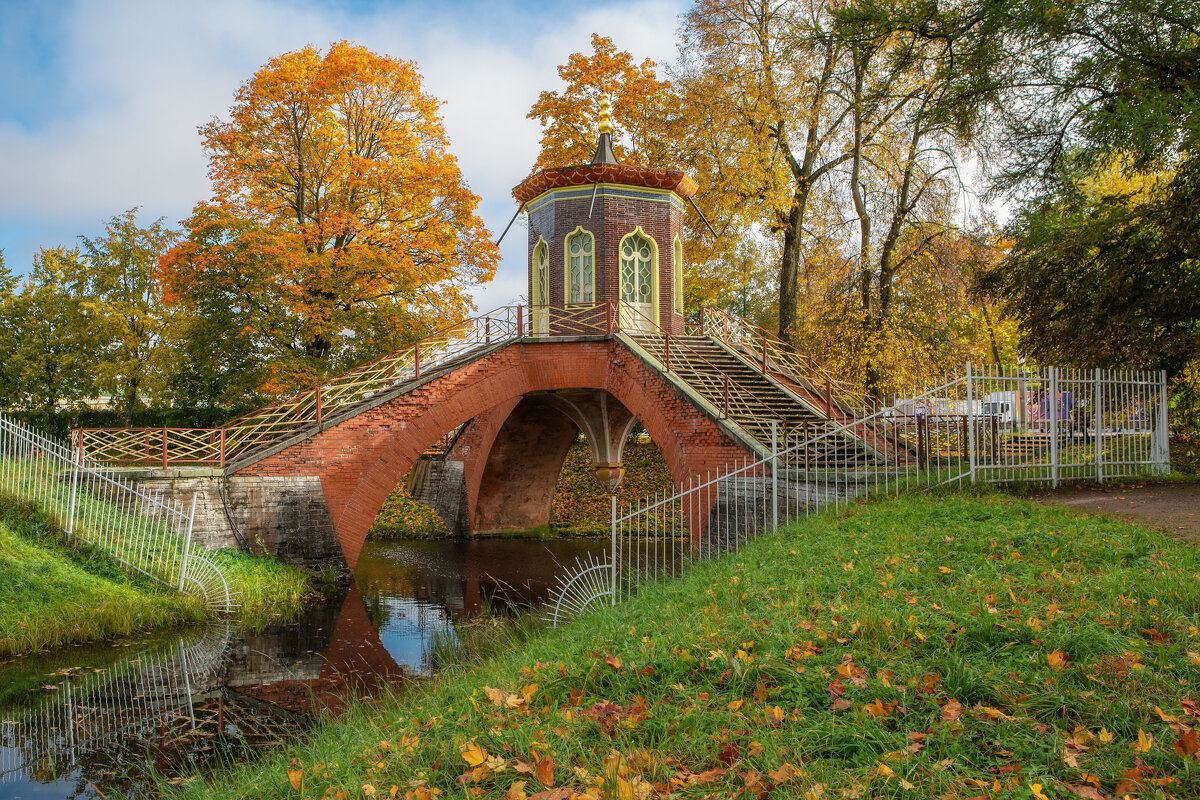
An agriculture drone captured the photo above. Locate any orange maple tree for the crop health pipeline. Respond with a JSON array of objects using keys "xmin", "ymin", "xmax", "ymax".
[
  {"xmin": 160, "ymin": 41, "xmax": 496, "ymax": 392},
  {"xmin": 527, "ymin": 34, "xmax": 679, "ymax": 171}
]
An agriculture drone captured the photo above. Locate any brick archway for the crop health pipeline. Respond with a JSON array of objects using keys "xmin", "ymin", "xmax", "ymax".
[{"xmin": 239, "ymin": 339, "xmax": 751, "ymax": 570}]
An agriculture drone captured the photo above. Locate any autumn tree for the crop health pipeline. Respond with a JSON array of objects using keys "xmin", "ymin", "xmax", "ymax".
[
  {"xmin": 160, "ymin": 41, "xmax": 498, "ymax": 392},
  {"xmin": 527, "ymin": 34, "xmax": 679, "ymax": 170},
  {"xmin": 76, "ymin": 209, "xmax": 178, "ymax": 426},
  {"xmin": 675, "ymin": 0, "xmax": 863, "ymax": 346}
]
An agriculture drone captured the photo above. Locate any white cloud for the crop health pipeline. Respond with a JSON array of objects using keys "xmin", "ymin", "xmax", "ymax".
[{"xmin": 0, "ymin": 0, "xmax": 688, "ymax": 308}]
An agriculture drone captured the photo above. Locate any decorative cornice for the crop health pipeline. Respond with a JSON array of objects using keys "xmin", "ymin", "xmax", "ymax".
[{"xmin": 514, "ymin": 163, "xmax": 699, "ymax": 203}]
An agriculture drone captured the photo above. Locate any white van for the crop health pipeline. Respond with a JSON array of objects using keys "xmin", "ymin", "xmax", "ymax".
[{"xmin": 981, "ymin": 391, "xmax": 1018, "ymax": 424}]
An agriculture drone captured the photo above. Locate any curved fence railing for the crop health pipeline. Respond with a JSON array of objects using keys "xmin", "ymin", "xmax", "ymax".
[
  {"xmin": 0, "ymin": 411, "xmax": 238, "ymax": 612},
  {"xmin": 547, "ymin": 363, "xmax": 1170, "ymax": 620}
]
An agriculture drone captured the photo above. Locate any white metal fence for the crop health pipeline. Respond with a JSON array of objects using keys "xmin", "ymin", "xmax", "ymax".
[
  {"xmin": 601, "ymin": 363, "xmax": 1170, "ymax": 607},
  {"xmin": 0, "ymin": 410, "xmax": 237, "ymax": 612}
]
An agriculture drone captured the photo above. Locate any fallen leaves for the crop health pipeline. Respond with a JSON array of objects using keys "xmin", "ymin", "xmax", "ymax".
[
  {"xmin": 483, "ymin": 684, "xmax": 538, "ymax": 710},
  {"xmin": 460, "ymin": 742, "xmax": 488, "ymax": 767}
]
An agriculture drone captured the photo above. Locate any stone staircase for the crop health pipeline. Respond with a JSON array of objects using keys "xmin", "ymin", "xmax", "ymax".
[{"xmin": 629, "ymin": 334, "xmax": 882, "ymax": 467}]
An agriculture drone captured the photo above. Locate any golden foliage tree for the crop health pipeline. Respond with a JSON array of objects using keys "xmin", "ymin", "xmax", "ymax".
[
  {"xmin": 161, "ymin": 41, "xmax": 497, "ymax": 392},
  {"xmin": 527, "ymin": 34, "xmax": 679, "ymax": 170}
]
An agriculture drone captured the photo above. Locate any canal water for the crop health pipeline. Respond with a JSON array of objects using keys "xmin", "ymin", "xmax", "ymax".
[{"xmin": 0, "ymin": 537, "xmax": 607, "ymax": 799}]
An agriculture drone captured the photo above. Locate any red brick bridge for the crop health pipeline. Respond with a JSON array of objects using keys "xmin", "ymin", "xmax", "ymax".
[{"xmin": 76, "ymin": 112, "xmax": 867, "ymax": 571}]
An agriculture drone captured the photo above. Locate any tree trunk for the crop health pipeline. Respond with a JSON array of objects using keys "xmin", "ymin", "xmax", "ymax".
[{"xmin": 777, "ymin": 192, "xmax": 807, "ymax": 347}]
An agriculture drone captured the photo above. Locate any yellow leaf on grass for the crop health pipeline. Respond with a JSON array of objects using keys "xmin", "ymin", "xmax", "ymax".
[
  {"xmin": 875, "ymin": 763, "xmax": 895, "ymax": 778},
  {"xmin": 1098, "ymin": 727, "xmax": 1114, "ymax": 744},
  {"xmin": 1029, "ymin": 783, "xmax": 1050, "ymax": 800},
  {"xmin": 1155, "ymin": 705, "xmax": 1178, "ymax": 723},
  {"xmin": 1135, "ymin": 729, "xmax": 1153, "ymax": 752},
  {"xmin": 286, "ymin": 768, "xmax": 302, "ymax": 791},
  {"xmin": 1047, "ymin": 651, "xmax": 1068, "ymax": 670},
  {"xmin": 938, "ymin": 566, "xmax": 954, "ymax": 574},
  {"xmin": 461, "ymin": 742, "xmax": 488, "ymax": 767}
]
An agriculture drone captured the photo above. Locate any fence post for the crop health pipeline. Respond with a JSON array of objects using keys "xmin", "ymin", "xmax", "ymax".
[
  {"xmin": 1094, "ymin": 368, "xmax": 1103, "ymax": 483},
  {"xmin": 1049, "ymin": 366, "xmax": 1059, "ymax": 487},
  {"xmin": 517, "ymin": 305, "xmax": 524, "ymax": 338},
  {"xmin": 966, "ymin": 362, "xmax": 977, "ymax": 484},
  {"xmin": 664, "ymin": 334, "xmax": 671, "ymax": 373},
  {"xmin": 610, "ymin": 495, "xmax": 618, "ymax": 606},
  {"xmin": 315, "ymin": 386, "xmax": 323, "ymax": 427},
  {"xmin": 179, "ymin": 493, "xmax": 198, "ymax": 592},
  {"xmin": 761, "ymin": 338, "xmax": 768, "ymax": 373},
  {"xmin": 66, "ymin": 441, "xmax": 81, "ymax": 538},
  {"xmin": 770, "ymin": 419, "xmax": 778, "ymax": 530},
  {"xmin": 1157, "ymin": 369, "xmax": 1171, "ymax": 474},
  {"xmin": 414, "ymin": 343, "xmax": 421, "ymax": 379},
  {"xmin": 162, "ymin": 428, "xmax": 169, "ymax": 470},
  {"xmin": 219, "ymin": 428, "xmax": 226, "ymax": 470}
]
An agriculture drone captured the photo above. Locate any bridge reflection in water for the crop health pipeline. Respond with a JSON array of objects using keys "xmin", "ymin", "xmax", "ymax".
[{"xmin": 0, "ymin": 536, "xmax": 605, "ymax": 798}]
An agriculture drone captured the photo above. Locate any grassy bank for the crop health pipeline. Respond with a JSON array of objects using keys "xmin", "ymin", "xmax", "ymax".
[
  {"xmin": 0, "ymin": 495, "xmax": 311, "ymax": 655},
  {"xmin": 0, "ymin": 498, "xmax": 207, "ymax": 656},
  {"xmin": 172, "ymin": 490, "xmax": 1200, "ymax": 799}
]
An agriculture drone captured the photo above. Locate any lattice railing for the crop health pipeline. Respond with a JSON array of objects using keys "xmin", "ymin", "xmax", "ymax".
[
  {"xmin": 0, "ymin": 412, "xmax": 237, "ymax": 611},
  {"xmin": 75, "ymin": 302, "xmax": 866, "ymax": 470}
]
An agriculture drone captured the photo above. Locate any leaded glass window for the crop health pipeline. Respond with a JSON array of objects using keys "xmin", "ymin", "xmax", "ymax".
[
  {"xmin": 619, "ymin": 232, "xmax": 654, "ymax": 303},
  {"xmin": 567, "ymin": 230, "xmax": 594, "ymax": 303},
  {"xmin": 534, "ymin": 242, "xmax": 549, "ymax": 305},
  {"xmin": 673, "ymin": 236, "xmax": 684, "ymax": 311}
]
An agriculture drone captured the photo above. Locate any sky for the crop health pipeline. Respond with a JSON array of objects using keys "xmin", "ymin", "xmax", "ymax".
[{"xmin": 0, "ymin": 0, "xmax": 688, "ymax": 310}]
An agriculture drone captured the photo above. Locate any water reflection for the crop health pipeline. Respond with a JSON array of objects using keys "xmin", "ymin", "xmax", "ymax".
[
  {"xmin": 0, "ymin": 536, "xmax": 606, "ymax": 798},
  {"xmin": 0, "ymin": 593, "xmax": 390, "ymax": 799}
]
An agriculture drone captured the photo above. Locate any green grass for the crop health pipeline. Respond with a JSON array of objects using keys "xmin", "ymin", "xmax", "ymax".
[
  {"xmin": 0, "ymin": 494, "xmax": 313, "ymax": 653},
  {"xmin": 167, "ymin": 489, "xmax": 1200, "ymax": 799},
  {"xmin": 216, "ymin": 547, "xmax": 313, "ymax": 629},
  {"xmin": 0, "ymin": 500, "xmax": 208, "ymax": 656}
]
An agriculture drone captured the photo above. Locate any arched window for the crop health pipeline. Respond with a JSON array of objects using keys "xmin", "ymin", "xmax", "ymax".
[
  {"xmin": 532, "ymin": 238, "xmax": 549, "ymax": 334},
  {"xmin": 619, "ymin": 227, "xmax": 657, "ymax": 330},
  {"xmin": 565, "ymin": 227, "xmax": 595, "ymax": 304},
  {"xmin": 673, "ymin": 236, "xmax": 684, "ymax": 313}
]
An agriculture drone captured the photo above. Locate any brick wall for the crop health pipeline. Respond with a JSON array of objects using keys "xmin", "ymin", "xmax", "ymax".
[{"xmin": 527, "ymin": 187, "xmax": 686, "ymax": 334}]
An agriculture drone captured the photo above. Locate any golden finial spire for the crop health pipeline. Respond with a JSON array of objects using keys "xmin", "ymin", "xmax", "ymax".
[{"xmin": 598, "ymin": 95, "xmax": 614, "ymax": 136}]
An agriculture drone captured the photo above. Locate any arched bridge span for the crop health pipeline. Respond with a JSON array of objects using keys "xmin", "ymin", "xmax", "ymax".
[{"xmin": 236, "ymin": 338, "xmax": 752, "ymax": 570}]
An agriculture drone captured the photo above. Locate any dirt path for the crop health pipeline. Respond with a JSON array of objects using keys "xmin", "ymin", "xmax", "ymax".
[{"xmin": 1042, "ymin": 481, "xmax": 1200, "ymax": 542}]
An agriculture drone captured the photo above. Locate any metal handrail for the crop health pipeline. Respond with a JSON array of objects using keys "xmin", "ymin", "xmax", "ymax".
[
  {"xmin": 615, "ymin": 304, "xmax": 794, "ymax": 425},
  {"xmin": 700, "ymin": 306, "xmax": 867, "ymax": 411},
  {"xmin": 73, "ymin": 302, "xmax": 865, "ymax": 469}
]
